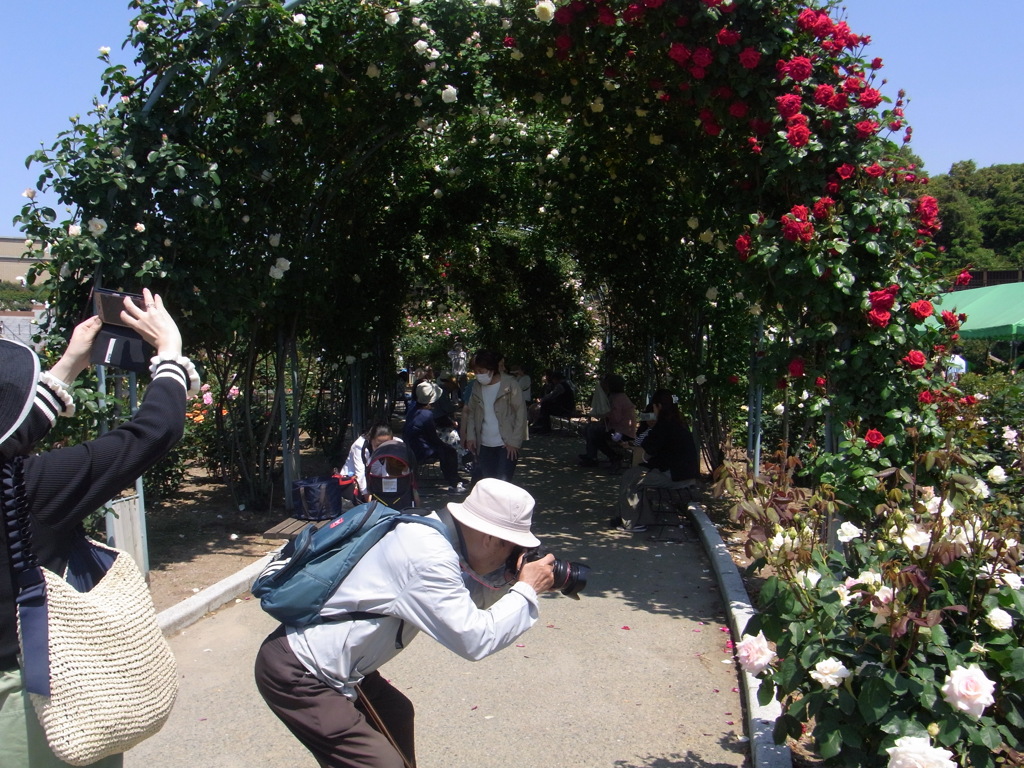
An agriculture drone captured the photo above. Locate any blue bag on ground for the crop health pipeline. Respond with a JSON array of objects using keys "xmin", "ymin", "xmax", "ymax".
[
  {"xmin": 253, "ymin": 500, "xmax": 447, "ymax": 627},
  {"xmin": 291, "ymin": 475, "xmax": 353, "ymax": 521}
]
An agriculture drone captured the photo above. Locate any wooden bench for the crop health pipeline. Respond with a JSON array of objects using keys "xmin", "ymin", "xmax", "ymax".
[
  {"xmin": 643, "ymin": 484, "xmax": 697, "ymax": 543},
  {"xmin": 263, "ymin": 516, "xmax": 332, "ymax": 540}
]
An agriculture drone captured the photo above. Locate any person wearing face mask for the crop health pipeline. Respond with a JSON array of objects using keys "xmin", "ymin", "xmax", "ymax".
[{"xmin": 460, "ymin": 350, "xmax": 525, "ymax": 484}]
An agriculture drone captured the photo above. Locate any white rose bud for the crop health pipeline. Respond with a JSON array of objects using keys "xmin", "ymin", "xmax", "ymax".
[{"xmin": 534, "ymin": 1, "xmax": 555, "ymax": 22}]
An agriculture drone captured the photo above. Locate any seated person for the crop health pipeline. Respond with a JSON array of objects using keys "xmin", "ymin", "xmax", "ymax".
[
  {"xmin": 433, "ymin": 372, "xmax": 463, "ymax": 430},
  {"xmin": 579, "ymin": 374, "xmax": 637, "ymax": 468},
  {"xmin": 531, "ymin": 370, "xmax": 575, "ymax": 434},
  {"xmin": 402, "ymin": 380, "xmax": 466, "ymax": 493},
  {"xmin": 341, "ymin": 423, "xmax": 398, "ymax": 499},
  {"xmin": 612, "ymin": 389, "xmax": 699, "ymax": 532}
]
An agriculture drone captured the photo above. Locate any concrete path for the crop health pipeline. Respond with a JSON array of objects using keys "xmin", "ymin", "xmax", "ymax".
[{"xmin": 127, "ymin": 433, "xmax": 764, "ymax": 768}]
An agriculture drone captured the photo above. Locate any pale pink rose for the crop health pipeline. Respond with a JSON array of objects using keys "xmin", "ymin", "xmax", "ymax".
[
  {"xmin": 886, "ymin": 736, "xmax": 955, "ymax": 768},
  {"xmin": 940, "ymin": 664, "xmax": 995, "ymax": 718},
  {"xmin": 809, "ymin": 657, "xmax": 850, "ymax": 689},
  {"xmin": 735, "ymin": 631, "xmax": 776, "ymax": 675}
]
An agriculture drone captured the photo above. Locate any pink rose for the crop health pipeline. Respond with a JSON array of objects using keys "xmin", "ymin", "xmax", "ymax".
[
  {"xmin": 940, "ymin": 664, "xmax": 996, "ymax": 719},
  {"xmin": 735, "ymin": 631, "xmax": 776, "ymax": 675}
]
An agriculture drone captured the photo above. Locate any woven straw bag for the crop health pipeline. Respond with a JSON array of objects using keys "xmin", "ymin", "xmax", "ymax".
[{"xmin": 24, "ymin": 539, "xmax": 179, "ymax": 765}]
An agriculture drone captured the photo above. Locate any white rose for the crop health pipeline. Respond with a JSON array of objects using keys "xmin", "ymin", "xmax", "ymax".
[
  {"xmin": 837, "ymin": 521, "xmax": 862, "ymax": 543},
  {"xmin": 971, "ymin": 478, "xmax": 990, "ymax": 499},
  {"xmin": 269, "ymin": 266, "xmax": 284, "ymax": 280},
  {"xmin": 649, "ymin": 133, "xmax": 663, "ymax": 145},
  {"xmin": 886, "ymin": 736, "xmax": 955, "ymax": 768},
  {"xmin": 441, "ymin": 85, "xmax": 458, "ymax": 103},
  {"xmin": 998, "ymin": 571, "xmax": 1022, "ymax": 591},
  {"xmin": 773, "ymin": 403, "xmax": 785, "ymax": 416},
  {"xmin": 366, "ymin": 63, "xmax": 380, "ymax": 78},
  {"xmin": 21, "ymin": 188, "xmax": 36, "ymax": 200},
  {"xmin": 699, "ymin": 229, "xmax": 714, "ymax": 243},
  {"xmin": 706, "ymin": 286, "xmax": 718, "ymax": 300},
  {"xmin": 87, "ymin": 217, "xmax": 108, "ymax": 236},
  {"xmin": 290, "ymin": 113, "xmax": 303, "ymax": 125},
  {"xmin": 274, "ymin": 257, "xmax": 291, "ymax": 271},
  {"xmin": 809, "ymin": 657, "xmax": 850, "ymax": 689},
  {"xmin": 986, "ymin": 607, "xmax": 1012, "ymax": 631},
  {"xmin": 735, "ymin": 631, "xmax": 776, "ymax": 675},
  {"xmin": 795, "ymin": 569, "xmax": 821, "ymax": 588},
  {"xmin": 1002, "ymin": 426, "xmax": 1018, "ymax": 447},
  {"xmin": 99, "ymin": 46, "xmax": 111, "ymax": 55},
  {"xmin": 987, "ymin": 465, "xmax": 1008, "ymax": 484},
  {"xmin": 135, "ymin": 20, "xmax": 149, "ymax": 32},
  {"xmin": 292, "ymin": 13, "xmax": 306, "ymax": 26},
  {"xmin": 940, "ymin": 664, "xmax": 996, "ymax": 719},
  {"xmin": 413, "ymin": 40, "xmax": 429, "ymax": 54},
  {"xmin": 314, "ymin": 63, "xmax": 324, "ymax": 72},
  {"xmin": 344, "ymin": 355, "xmax": 357, "ymax": 365},
  {"xmin": 67, "ymin": 224, "xmax": 82, "ymax": 237},
  {"xmin": 589, "ymin": 97, "xmax": 604, "ymax": 113},
  {"xmin": 134, "ymin": 222, "xmax": 146, "ymax": 233},
  {"xmin": 384, "ymin": 11, "xmax": 400, "ymax": 26},
  {"xmin": 268, "ymin": 233, "xmax": 281, "ymax": 247},
  {"xmin": 265, "ymin": 111, "xmax": 277, "ymax": 126},
  {"xmin": 534, "ymin": 1, "xmax": 555, "ymax": 22},
  {"xmin": 899, "ymin": 523, "xmax": 931, "ymax": 556},
  {"xmin": 695, "ymin": 375, "xmax": 707, "ymax": 386}
]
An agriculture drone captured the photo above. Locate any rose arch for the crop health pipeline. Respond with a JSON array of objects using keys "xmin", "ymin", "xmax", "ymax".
[{"xmin": 16, "ymin": 2, "xmax": 1020, "ymax": 763}]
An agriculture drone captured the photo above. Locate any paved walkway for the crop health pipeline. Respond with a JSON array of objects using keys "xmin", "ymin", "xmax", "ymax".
[{"xmin": 127, "ymin": 433, "xmax": 763, "ymax": 768}]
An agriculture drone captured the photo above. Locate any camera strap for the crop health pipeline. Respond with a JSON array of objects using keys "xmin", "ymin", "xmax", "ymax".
[{"xmin": 355, "ymin": 683, "xmax": 415, "ymax": 768}]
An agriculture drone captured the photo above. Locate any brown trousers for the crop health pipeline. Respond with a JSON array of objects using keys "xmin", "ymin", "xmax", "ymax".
[{"xmin": 254, "ymin": 626, "xmax": 416, "ymax": 768}]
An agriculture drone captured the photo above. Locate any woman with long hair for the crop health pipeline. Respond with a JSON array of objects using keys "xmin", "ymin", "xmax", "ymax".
[{"xmin": 611, "ymin": 389, "xmax": 699, "ymax": 532}]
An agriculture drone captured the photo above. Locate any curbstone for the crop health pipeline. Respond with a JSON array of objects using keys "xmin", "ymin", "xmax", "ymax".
[
  {"xmin": 155, "ymin": 549, "xmax": 280, "ymax": 636},
  {"xmin": 689, "ymin": 502, "xmax": 793, "ymax": 768}
]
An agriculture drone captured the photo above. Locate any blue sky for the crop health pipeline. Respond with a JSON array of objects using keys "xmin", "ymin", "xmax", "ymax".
[{"xmin": 2, "ymin": 1, "xmax": 1022, "ymax": 238}]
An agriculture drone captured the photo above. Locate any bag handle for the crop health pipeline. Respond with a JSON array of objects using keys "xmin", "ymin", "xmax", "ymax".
[{"xmin": 2, "ymin": 456, "xmax": 52, "ymax": 695}]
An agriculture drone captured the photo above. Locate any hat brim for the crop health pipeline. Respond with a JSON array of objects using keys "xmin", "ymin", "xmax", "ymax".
[
  {"xmin": 0, "ymin": 339, "xmax": 40, "ymax": 447},
  {"xmin": 446, "ymin": 499, "xmax": 540, "ymax": 548}
]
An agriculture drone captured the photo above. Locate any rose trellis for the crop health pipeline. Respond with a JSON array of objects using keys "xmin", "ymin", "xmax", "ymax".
[{"xmin": 15, "ymin": 1, "xmax": 1022, "ymax": 764}]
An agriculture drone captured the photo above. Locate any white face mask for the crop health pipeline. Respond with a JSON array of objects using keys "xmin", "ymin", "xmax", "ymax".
[{"xmin": 475, "ymin": 372, "xmax": 493, "ymax": 385}]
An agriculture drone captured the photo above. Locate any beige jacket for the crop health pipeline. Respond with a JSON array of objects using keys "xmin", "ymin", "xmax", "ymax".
[{"xmin": 461, "ymin": 373, "xmax": 526, "ymax": 450}]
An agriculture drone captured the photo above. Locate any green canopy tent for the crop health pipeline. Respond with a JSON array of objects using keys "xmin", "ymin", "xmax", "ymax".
[{"xmin": 933, "ymin": 283, "xmax": 1024, "ymax": 340}]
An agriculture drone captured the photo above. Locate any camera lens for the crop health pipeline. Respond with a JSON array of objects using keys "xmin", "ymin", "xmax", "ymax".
[{"xmin": 551, "ymin": 558, "xmax": 590, "ymax": 600}]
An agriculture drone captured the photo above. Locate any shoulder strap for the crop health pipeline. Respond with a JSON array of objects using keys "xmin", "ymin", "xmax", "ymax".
[{"xmin": 2, "ymin": 456, "xmax": 52, "ymax": 696}]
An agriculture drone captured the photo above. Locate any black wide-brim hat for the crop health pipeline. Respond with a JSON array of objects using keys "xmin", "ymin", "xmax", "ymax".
[{"xmin": 0, "ymin": 338, "xmax": 40, "ymax": 447}]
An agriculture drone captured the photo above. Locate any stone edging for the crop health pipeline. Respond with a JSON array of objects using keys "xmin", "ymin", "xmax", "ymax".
[{"xmin": 688, "ymin": 503, "xmax": 793, "ymax": 768}]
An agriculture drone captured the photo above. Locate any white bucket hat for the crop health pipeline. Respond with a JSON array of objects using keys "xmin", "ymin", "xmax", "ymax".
[
  {"xmin": 415, "ymin": 380, "xmax": 441, "ymax": 405},
  {"xmin": 447, "ymin": 478, "xmax": 540, "ymax": 548}
]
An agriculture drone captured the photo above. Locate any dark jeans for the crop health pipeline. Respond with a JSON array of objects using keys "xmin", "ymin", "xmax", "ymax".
[
  {"xmin": 255, "ymin": 626, "xmax": 416, "ymax": 768},
  {"xmin": 471, "ymin": 444, "xmax": 517, "ymax": 484},
  {"xmin": 582, "ymin": 422, "xmax": 618, "ymax": 461},
  {"xmin": 533, "ymin": 402, "xmax": 572, "ymax": 431}
]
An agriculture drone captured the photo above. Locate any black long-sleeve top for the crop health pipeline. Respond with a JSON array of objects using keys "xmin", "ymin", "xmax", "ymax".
[
  {"xmin": 640, "ymin": 418, "xmax": 699, "ymax": 482},
  {"xmin": 1, "ymin": 372, "xmax": 186, "ymax": 671}
]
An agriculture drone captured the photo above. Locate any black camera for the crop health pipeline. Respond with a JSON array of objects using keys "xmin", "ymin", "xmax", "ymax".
[{"xmin": 510, "ymin": 547, "xmax": 590, "ymax": 600}]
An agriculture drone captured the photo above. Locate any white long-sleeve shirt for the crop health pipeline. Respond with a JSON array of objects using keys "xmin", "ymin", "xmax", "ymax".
[{"xmin": 287, "ymin": 509, "xmax": 539, "ymax": 698}]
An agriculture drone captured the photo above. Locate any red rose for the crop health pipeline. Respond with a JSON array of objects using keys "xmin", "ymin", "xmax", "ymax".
[
  {"xmin": 503, "ymin": 36, "xmax": 517, "ymax": 48},
  {"xmin": 728, "ymin": 101, "xmax": 749, "ymax": 118},
  {"xmin": 735, "ymin": 232, "xmax": 752, "ymax": 260},
  {"xmin": 864, "ymin": 163, "xmax": 885, "ymax": 178},
  {"xmin": 842, "ymin": 76, "xmax": 865, "ymax": 94},
  {"xmin": 908, "ymin": 300, "xmax": 933, "ymax": 322},
  {"xmin": 597, "ymin": 6, "xmax": 617, "ymax": 24},
  {"xmin": 858, "ymin": 87, "xmax": 883, "ymax": 109},
  {"xmin": 813, "ymin": 84, "xmax": 835, "ymax": 106},
  {"xmin": 902, "ymin": 350, "xmax": 927, "ymax": 369},
  {"xmin": 918, "ymin": 390, "xmax": 935, "ymax": 404},
  {"xmin": 553, "ymin": 6, "xmax": 575, "ymax": 24},
  {"xmin": 775, "ymin": 93, "xmax": 803, "ymax": 118},
  {"xmin": 781, "ymin": 215, "xmax": 814, "ymax": 242},
  {"xmin": 864, "ymin": 429, "xmax": 885, "ymax": 448},
  {"xmin": 835, "ymin": 163, "xmax": 856, "ymax": 180},
  {"xmin": 868, "ymin": 288, "xmax": 896, "ymax": 311},
  {"xmin": 855, "ymin": 120, "xmax": 880, "ymax": 139},
  {"xmin": 738, "ymin": 47, "xmax": 761, "ymax": 69},
  {"xmin": 691, "ymin": 46, "xmax": 714, "ymax": 68},
  {"xmin": 811, "ymin": 197, "xmax": 834, "ymax": 220},
  {"xmin": 716, "ymin": 28, "xmax": 741, "ymax": 46},
  {"xmin": 668, "ymin": 42, "xmax": 691, "ymax": 65},
  {"xmin": 941, "ymin": 310, "xmax": 960, "ymax": 330},
  {"xmin": 787, "ymin": 124, "xmax": 811, "ymax": 147},
  {"xmin": 955, "ymin": 270, "xmax": 972, "ymax": 287},
  {"xmin": 782, "ymin": 56, "xmax": 813, "ymax": 81},
  {"xmin": 728, "ymin": 374, "xmax": 740, "ymax": 385},
  {"xmin": 867, "ymin": 308, "xmax": 891, "ymax": 328},
  {"xmin": 815, "ymin": 376, "xmax": 827, "ymax": 388},
  {"xmin": 787, "ymin": 358, "xmax": 805, "ymax": 377},
  {"xmin": 870, "ymin": 57, "xmax": 883, "ymax": 69}
]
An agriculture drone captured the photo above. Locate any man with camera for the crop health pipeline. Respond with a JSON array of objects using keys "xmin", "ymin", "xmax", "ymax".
[{"xmin": 255, "ymin": 479, "xmax": 558, "ymax": 768}]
